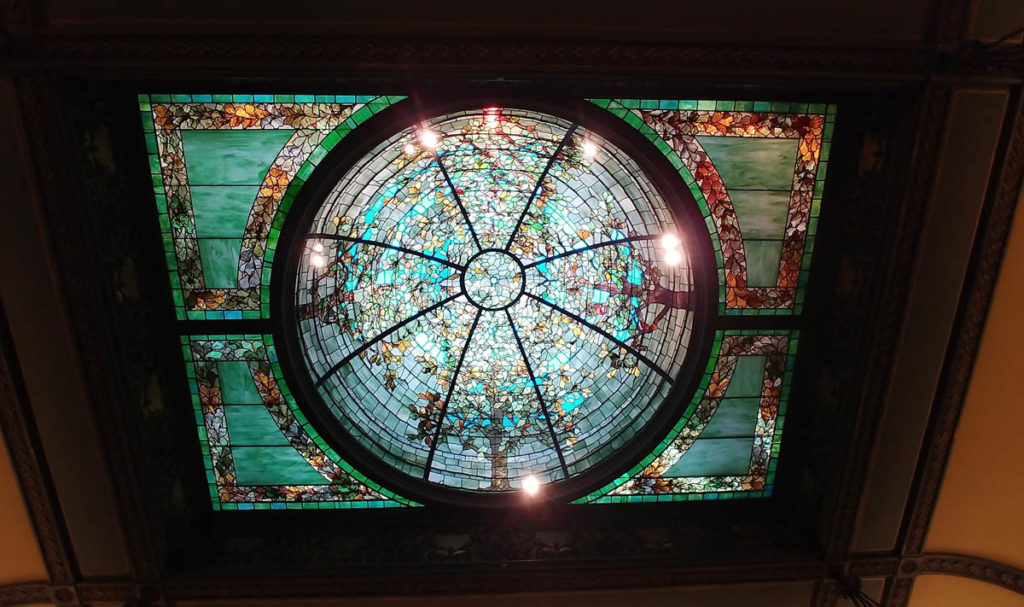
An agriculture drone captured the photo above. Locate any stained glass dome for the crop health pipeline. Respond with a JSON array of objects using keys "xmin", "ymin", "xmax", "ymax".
[{"xmin": 291, "ymin": 107, "xmax": 697, "ymax": 495}]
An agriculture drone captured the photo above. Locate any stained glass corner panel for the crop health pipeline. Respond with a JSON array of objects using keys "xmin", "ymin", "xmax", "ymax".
[
  {"xmin": 141, "ymin": 93, "xmax": 406, "ymax": 321},
  {"xmin": 576, "ymin": 329, "xmax": 798, "ymax": 503},
  {"xmin": 590, "ymin": 98, "xmax": 835, "ymax": 316}
]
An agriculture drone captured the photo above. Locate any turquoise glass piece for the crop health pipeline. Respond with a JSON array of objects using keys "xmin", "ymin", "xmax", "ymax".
[
  {"xmin": 696, "ymin": 137, "xmax": 797, "ymax": 190},
  {"xmin": 730, "ymin": 190, "xmax": 791, "ymax": 239},
  {"xmin": 728, "ymin": 355, "xmax": 766, "ymax": 397},
  {"xmin": 666, "ymin": 438, "xmax": 753, "ymax": 476},
  {"xmin": 223, "ymin": 405, "xmax": 290, "ymax": 446},
  {"xmin": 182, "ymin": 130, "xmax": 293, "ymax": 185},
  {"xmin": 232, "ymin": 447, "xmax": 329, "ymax": 485},
  {"xmin": 702, "ymin": 398, "xmax": 760, "ymax": 438},
  {"xmin": 217, "ymin": 362, "xmax": 263, "ymax": 404},
  {"xmin": 191, "ymin": 186, "xmax": 260, "ymax": 238},
  {"xmin": 199, "ymin": 238, "xmax": 242, "ymax": 287},
  {"xmin": 743, "ymin": 241, "xmax": 784, "ymax": 287}
]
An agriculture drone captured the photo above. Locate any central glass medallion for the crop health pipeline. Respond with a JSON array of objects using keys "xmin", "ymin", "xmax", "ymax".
[
  {"xmin": 291, "ymin": 105, "xmax": 697, "ymax": 498},
  {"xmin": 461, "ymin": 250, "xmax": 525, "ymax": 310}
]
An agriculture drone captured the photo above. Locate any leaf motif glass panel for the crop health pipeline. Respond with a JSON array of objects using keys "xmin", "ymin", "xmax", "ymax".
[{"xmin": 295, "ymin": 107, "xmax": 696, "ymax": 493}]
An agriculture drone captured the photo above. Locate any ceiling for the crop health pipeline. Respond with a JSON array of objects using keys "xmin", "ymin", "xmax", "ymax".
[{"xmin": 0, "ymin": 0, "xmax": 1023, "ymax": 605}]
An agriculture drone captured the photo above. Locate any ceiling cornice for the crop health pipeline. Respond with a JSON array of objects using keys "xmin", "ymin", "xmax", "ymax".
[{"xmin": 0, "ymin": 552, "xmax": 1021, "ymax": 606}]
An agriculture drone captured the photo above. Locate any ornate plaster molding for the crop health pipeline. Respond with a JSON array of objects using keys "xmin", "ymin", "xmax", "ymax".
[
  {"xmin": 0, "ymin": 293, "xmax": 76, "ymax": 583},
  {"xmin": 902, "ymin": 91, "xmax": 1024, "ymax": 556}
]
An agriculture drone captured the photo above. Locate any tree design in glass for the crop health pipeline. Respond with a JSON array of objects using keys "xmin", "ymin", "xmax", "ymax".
[{"xmin": 294, "ymin": 108, "xmax": 695, "ymax": 492}]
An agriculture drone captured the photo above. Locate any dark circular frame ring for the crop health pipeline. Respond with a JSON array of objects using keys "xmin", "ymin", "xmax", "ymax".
[{"xmin": 271, "ymin": 93, "xmax": 719, "ymax": 508}]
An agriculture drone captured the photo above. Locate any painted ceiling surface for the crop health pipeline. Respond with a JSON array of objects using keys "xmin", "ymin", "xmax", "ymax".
[{"xmin": 140, "ymin": 94, "xmax": 834, "ymax": 509}]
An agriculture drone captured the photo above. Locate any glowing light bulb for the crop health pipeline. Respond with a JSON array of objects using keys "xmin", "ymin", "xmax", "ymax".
[
  {"xmin": 403, "ymin": 142, "xmax": 416, "ymax": 155},
  {"xmin": 418, "ymin": 129, "xmax": 438, "ymax": 148},
  {"xmin": 484, "ymin": 107, "xmax": 501, "ymax": 127},
  {"xmin": 661, "ymin": 233, "xmax": 681, "ymax": 250},
  {"xmin": 582, "ymin": 140, "xmax": 598, "ymax": 159},
  {"xmin": 522, "ymin": 474, "xmax": 540, "ymax": 496},
  {"xmin": 664, "ymin": 249, "xmax": 682, "ymax": 266},
  {"xmin": 311, "ymin": 254, "xmax": 326, "ymax": 268},
  {"xmin": 312, "ymin": 242, "xmax": 324, "ymax": 253}
]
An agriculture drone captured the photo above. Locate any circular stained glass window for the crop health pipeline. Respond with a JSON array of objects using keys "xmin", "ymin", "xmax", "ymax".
[{"xmin": 287, "ymin": 105, "xmax": 703, "ymax": 500}]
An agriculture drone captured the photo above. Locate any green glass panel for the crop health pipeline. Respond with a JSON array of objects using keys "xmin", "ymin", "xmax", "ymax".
[
  {"xmin": 232, "ymin": 447, "xmax": 327, "ymax": 485},
  {"xmin": 191, "ymin": 186, "xmax": 260, "ymax": 238},
  {"xmin": 216, "ymin": 361, "xmax": 263, "ymax": 404},
  {"xmin": 702, "ymin": 398, "xmax": 759, "ymax": 438},
  {"xmin": 727, "ymin": 355, "xmax": 766, "ymax": 397},
  {"xmin": 199, "ymin": 239, "xmax": 242, "ymax": 287},
  {"xmin": 224, "ymin": 405, "xmax": 289, "ymax": 446},
  {"xmin": 181, "ymin": 130, "xmax": 293, "ymax": 185},
  {"xmin": 666, "ymin": 438, "xmax": 752, "ymax": 477},
  {"xmin": 743, "ymin": 240, "xmax": 783, "ymax": 286},
  {"xmin": 697, "ymin": 137, "xmax": 797, "ymax": 190},
  {"xmin": 730, "ymin": 190, "xmax": 791, "ymax": 239}
]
